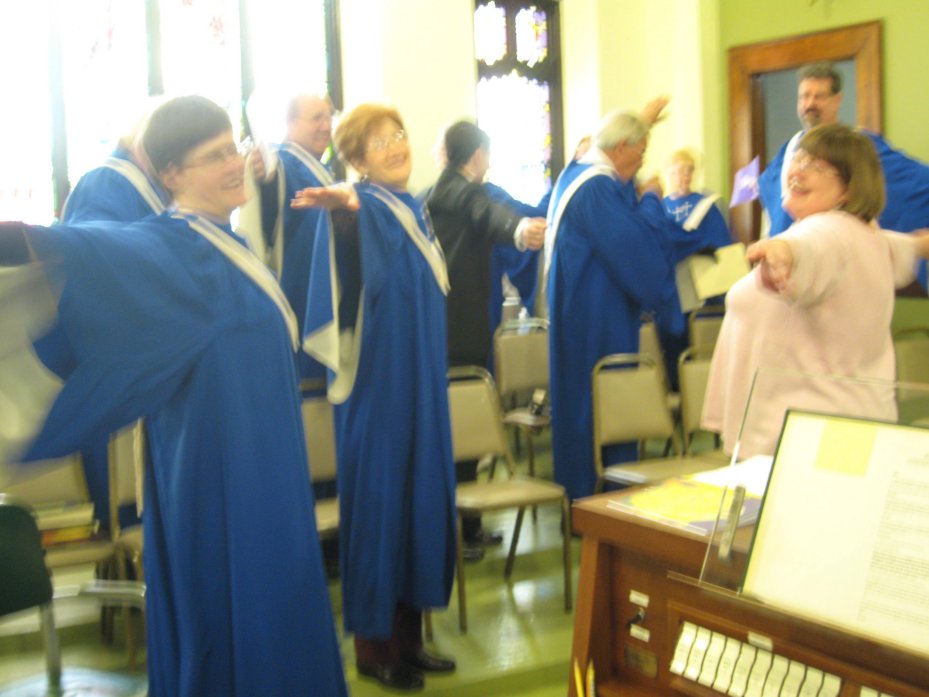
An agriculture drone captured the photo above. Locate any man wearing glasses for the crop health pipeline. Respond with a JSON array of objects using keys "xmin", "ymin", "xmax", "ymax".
[
  {"xmin": 242, "ymin": 92, "xmax": 337, "ymax": 382},
  {"xmin": 758, "ymin": 62, "xmax": 929, "ymax": 288}
]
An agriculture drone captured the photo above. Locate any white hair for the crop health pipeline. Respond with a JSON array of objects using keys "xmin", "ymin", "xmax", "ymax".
[{"xmin": 595, "ymin": 110, "xmax": 648, "ymax": 150}]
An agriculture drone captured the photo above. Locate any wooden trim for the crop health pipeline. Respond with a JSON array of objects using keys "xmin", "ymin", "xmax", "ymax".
[{"xmin": 727, "ymin": 21, "xmax": 882, "ymax": 243}]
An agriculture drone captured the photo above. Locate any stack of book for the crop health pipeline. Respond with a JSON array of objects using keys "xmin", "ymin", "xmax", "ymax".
[{"xmin": 32, "ymin": 501, "xmax": 99, "ymax": 546}]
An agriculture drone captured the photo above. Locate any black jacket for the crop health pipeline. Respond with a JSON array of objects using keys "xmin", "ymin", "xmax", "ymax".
[{"xmin": 425, "ymin": 169, "xmax": 522, "ymax": 367}]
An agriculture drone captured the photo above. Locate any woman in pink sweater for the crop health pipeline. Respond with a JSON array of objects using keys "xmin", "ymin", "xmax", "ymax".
[{"xmin": 703, "ymin": 124, "xmax": 918, "ymax": 458}]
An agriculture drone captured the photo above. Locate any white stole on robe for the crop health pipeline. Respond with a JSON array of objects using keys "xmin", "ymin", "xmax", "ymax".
[
  {"xmin": 367, "ymin": 184, "xmax": 450, "ymax": 295},
  {"xmin": 102, "ymin": 157, "xmax": 167, "ymax": 214},
  {"xmin": 543, "ymin": 149, "xmax": 616, "ymax": 276},
  {"xmin": 779, "ymin": 131, "xmax": 804, "ymax": 203},
  {"xmin": 174, "ymin": 211, "xmax": 299, "ymax": 350}
]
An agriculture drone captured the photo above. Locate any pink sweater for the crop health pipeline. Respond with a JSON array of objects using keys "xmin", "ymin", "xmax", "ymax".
[{"xmin": 702, "ymin": 211, "xmax": 917, "ymax": 458}]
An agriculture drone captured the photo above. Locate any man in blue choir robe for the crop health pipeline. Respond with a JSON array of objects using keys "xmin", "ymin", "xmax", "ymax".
[
  {"xmin": 758, "ymin": 62, "xmax": 929, "ymax": 287},
  {"xmin": 57, "ymin": 131, "xmax": 169, "ymax": 531},
  {"xmin": 240, "ymin": 93, "xmax": 336, "ymax": 383},
  {"xmin": 0, "ymin": 96, "xmax": 347, "ymax": 697},
  {"xmin": 545, "ymin": 102, "xmax": 675, "ymax": 502}
]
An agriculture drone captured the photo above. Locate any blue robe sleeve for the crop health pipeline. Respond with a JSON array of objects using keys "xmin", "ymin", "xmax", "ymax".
[
  {"xmin": 3, "ymin": 219, "xmax": 227, "ymax": 461},
  {"xmin": 867, "ymin": 132, "xmax": 929, "ymax": 234},
  {"xmin": 664, "ymin": 203, "xmax": 733, "ymax": 264},
  {"xmin": 484, "ymin": 183, "xmax": 547, "ymax": 319},
  {"xmin": 759, "ymin": 142, "xmax": 796, "ymax": 236}
]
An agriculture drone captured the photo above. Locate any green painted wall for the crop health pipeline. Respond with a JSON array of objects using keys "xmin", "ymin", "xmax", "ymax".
[{"xmin": 711, "ymin": 0, "xmax": 929, "ymax": 322}]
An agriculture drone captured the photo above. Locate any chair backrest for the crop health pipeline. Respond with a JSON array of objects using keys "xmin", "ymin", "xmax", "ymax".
[
  {"xmin": 0, "ymin": 496, "xmax": 54, "ymax": 617},
  {"xmin": 639, "ymin": 318, "xmax": 675, "ymax": 396},
  {"xmin": 592, "ymin": 354, "xmax": 677, "ymax": 473},
  {"xmin": 302, "ymin": 394, "xmax": 338, "ymax": 483},
  {"xmin": 107, "ymin": 420, "xmax": 145, "ymax": 537},
  {"xmin": 678, "ymin": 348, "xmax": 712, "ymax": 453},
  {"xmin": 3, "ymin": 452, "xmax": 90, "ymax": 505},
  {"xmin": 893, "ymin": 327, "xmax": 929, "ymax": 385},
  {"xmin": 447, "ymin": 366, "xmax": 514, "ymax": 472},
  {"xmin": 688, "ymin": 305, "xmax": 726, "ymax": 357},
  {"xmin": 493, "ymin": 318, "xmax": 549, "ymax": 398}
]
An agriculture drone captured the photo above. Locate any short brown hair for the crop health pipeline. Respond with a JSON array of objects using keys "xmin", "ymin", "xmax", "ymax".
[
  {"xmin": 333, "ymin": 103, "xmax": 404, "ymax": 168},
  {"xmin": 798, "ymin": 123, "xmax": 884, "ymax": 221},
  {"xmin": 799, "ymin": 62, "xmax": 842, "ymax": 94},
  {"xmin": 143, "ymin": 95, "xmax": 231, "ymax": 173}
]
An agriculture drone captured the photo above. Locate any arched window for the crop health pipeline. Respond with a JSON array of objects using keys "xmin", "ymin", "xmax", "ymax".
[
  {"xmin": 0, "ymin": 0, "xmax": 342, "ymax": 224},
  {"xmin": 473, "ymin": 0, "xmax": 563, "ymax": 206}
]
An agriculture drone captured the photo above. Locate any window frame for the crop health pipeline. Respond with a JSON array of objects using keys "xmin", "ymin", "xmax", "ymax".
[{"xmin": 474, "ymin": 0, "xmax": 565, "ymax": 199}]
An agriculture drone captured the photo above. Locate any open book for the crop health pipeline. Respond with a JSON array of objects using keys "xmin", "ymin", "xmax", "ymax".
[{"xmin": 676, "ymin": 243, "xmax": 750, "ymax": 312}]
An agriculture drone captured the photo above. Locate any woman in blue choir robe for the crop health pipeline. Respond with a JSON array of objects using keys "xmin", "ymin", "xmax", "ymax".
[
  {"xmin": 546, "ymin": 108, "xmax": 674, "ymax": 502},
  {"xmin": 297, "ymin": 104, "xmax": 457, "ymax": 692},
  {"xmin": 0, "ymin": 96, "xmax": 347, "ymax": 697}
]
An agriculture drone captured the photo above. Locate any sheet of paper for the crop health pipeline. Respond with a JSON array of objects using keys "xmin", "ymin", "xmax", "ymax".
[{"xmin": 743, "ymin": 411, "xmax": 929, "ymax": 658}]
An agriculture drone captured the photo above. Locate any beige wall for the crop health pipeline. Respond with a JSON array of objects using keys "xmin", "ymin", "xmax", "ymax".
[
  {"xmin": 340, "ymin": 0, "xmax": 477, "ymax": 191},
  {"xmin": 534, "ymin": 0, "xmax": 719, "ymax": 193}
]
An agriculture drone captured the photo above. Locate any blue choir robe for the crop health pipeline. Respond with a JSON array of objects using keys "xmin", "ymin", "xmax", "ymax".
[
  {"xmin": 485, "ymin": 183, "xmax": 550, "ymax": 331},
  {"xmin": 58, "ymin": 148, "xmax": 169, "ymax": 530},
  {"xmin": 61, "ymin": 147, "xmax": 169, "ymax": 223},
  {"xmin": 546, "ymin": 152, "xmax": 674, "ymax": 501},
  {"xmin": 240, "ymin": 142, "xmax": 334, "ymax": 383},
  {"xmin": 759, "ymin": 130, "xmax": 929, "ymax": 287},
  {"xmin": 657, "ymin": 193, "xmax": 733, "ymax": 388},
  {"xmin": 0, "ymin": 215, "xmax": 347, "ymax": 697},
  {"xmin": 304, "ymin": 183, "xmax": 457, "ymax": 638}
]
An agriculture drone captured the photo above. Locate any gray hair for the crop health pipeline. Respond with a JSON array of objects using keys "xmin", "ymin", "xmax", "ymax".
[{"xmin": 595, "ymin": 110, "xmax": 648, "ymax": 150}]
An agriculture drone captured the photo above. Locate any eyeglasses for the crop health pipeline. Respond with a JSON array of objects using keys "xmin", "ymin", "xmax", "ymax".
[
  {"xmin": 182, "ymin": 142, "xmax": 246, "ymax": 169},
  {"xmin": 792, "ymin": 152, "xmax": 839, "ymax": 177},
  {"xmin": 366, "ymin": 130, "xmax": 407, "ymax": 153}
]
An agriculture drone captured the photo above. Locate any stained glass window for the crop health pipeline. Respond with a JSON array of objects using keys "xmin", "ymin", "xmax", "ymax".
[
  {"xmin": 161, "ymin": 0, "xmax": 243, "ymax": 128},
  {"xmin": 477, "ymin": 74, "xmax": 551, "ymax": 204},
  {"xmin": 57, "ymin": 0, "xmax": 150, "ymax": 186},
  {"xmin": 474, "ymin": 0, "xmax": 562, "ymax": 205},
  {"xmin": 515, "ymin": 7, "xmax": 547, "ymax": 68},
  {"xmin": 474, "ymin": 2, "xmax": 507, "ymax": 67}
]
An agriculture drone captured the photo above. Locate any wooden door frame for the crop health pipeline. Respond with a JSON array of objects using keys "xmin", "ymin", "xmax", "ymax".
[{"xmin": 727, "ymin": 21, "xmax": 882, "ymax": 243}]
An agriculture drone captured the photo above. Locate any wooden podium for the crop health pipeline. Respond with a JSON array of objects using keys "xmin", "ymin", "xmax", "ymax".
[{"xmin": 569, "ymin": 492, "xmax": 929, "ymax": 697}]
